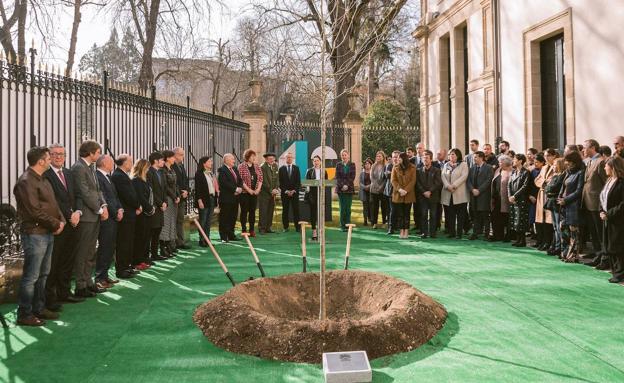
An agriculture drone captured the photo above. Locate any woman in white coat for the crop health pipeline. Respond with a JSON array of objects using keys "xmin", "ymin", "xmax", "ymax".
[{"xmin": 441, "ymin": 148, "xmax": 470, "ymax": 239}]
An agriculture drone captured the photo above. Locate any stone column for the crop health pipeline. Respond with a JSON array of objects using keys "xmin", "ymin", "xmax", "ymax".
[
  {"xmin": 243, "ymin": 80, "xmax": 268, "ymax": 156},
  {"xmin": 343, "ymin": 92, "xmax": 363, "ymax": 187}
]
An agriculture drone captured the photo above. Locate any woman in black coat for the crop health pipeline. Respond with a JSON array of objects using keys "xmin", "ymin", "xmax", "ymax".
[
  {"xmin": 305, "ymin": 155, "xmax": 328, "ymax": 241},
  {"xmin": 131, "ymin": 159, "xmax": 156, "ymax": 269},
  {"xmin": 599, "ymin": 156, "xmax": 624, "ymax": 283},
  {"xmin": 508, "ymin": 154, "xmax": 530, "ymax": 247},
  {"xmin": 557, "ymin": 151, "xmax": 585, "ymax": 262},
  {"xmin": 544, "ymin": 158, "xmax": 566, "ymax": 256}
]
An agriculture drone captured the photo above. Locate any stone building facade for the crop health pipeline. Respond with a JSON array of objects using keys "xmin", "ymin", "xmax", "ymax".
[{"xmin": 414, "ymin": 0, "xmax": 624, "ymax": 154}]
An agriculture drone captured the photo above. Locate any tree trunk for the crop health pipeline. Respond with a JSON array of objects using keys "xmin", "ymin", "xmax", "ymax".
[
  {"xmin": 66, "ymin": 0, "xmax": 82, "ymax": 76},
  {"xmin": 138, "ymin": 0, "xmax": 161, "ymax": 90},
  {"xmin": 16, "ymin": 0, "xmax": 26, "ymax": 63}
]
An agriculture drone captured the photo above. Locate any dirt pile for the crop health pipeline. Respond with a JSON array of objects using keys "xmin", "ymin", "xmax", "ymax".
[{"xmin": 193, "ymin": 270, "xmax": 447, "ymax": 363}]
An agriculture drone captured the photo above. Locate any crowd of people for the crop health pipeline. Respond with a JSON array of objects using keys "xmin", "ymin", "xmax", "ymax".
[
  {"xmin": 359, "ymin": 137, "xmax": 624, "ymax": 286},
  {"xmin": 13, "ymin": 135, "xmax": 624, "ymax": 327}
]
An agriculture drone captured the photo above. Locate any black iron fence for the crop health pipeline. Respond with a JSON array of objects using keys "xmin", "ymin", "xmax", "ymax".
[
  {"xmin": 0, "ymin": 56, "xmax": 248, "ymax": 263},
  {"xmin": 266, "ymin": 120, "xmax": 351, "ymax": 167},
  {"xmin": 0, "ymin": 57, "xmax": 248, "ymax": 206}
]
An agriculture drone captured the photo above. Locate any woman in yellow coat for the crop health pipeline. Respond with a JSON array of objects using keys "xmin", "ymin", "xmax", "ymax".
[{"xmin": 391, "ymin": 152, "xmax": 417, "ymax": 239}]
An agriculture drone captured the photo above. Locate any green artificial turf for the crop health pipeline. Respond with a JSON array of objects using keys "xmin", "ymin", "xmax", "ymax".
[{"xmin": 2, "ymin": 202, "xmax": 624, "ymax": 382}]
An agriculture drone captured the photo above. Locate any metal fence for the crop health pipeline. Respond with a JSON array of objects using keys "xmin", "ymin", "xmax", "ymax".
[
  {"xmin": 266, "ymin": 120, "xmax": 351, "ymax": 167},
  {"xmin": 0, "ymin": 57, "xmax": 249, "ymax": 264},
  {"xmin": 0, "ymin": 58, "xmax": 249, "ymax": 205}
]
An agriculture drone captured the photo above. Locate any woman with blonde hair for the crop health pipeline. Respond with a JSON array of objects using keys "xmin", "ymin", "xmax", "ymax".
[
  {"xmin": 238, "ymin": 149, "xmax": 263, "ymax": 237},
  {"xmin": 544, "ymin": 157, "xmax": 566, "ymax": 257},
  {"xmin": 369, "ymin": 150, "xmax": 388, "ymax": 228},
  {"xmin": 131, "ymin": 159, "xmax": 156, "ymax": 271}
]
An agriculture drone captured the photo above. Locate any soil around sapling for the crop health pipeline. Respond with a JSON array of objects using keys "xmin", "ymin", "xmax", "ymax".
[{"xmin": 193, "ymin": 270, "xmax": 447, "ymax": 363}]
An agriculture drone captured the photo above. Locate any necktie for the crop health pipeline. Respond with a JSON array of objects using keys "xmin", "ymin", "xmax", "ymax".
[
  {"xmin": 474, "ymin": 166, "xmax": 480, "ymax": 186},
  {"xmin": 58, "ymin": 170, "xmax": 67, "ymax": 189},
  {"xmin": 106, "ymin": 174, "xmax": 112, "ymax": 183},
  {"xmin": 288, "ymin": 165, "xmax": 292, "ymax": 177},
  {"xmin": 229, "ymin": 167, "xmax": 236, "ymax": 180}
]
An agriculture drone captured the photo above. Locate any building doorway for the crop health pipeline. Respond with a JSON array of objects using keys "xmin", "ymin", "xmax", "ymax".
[{"xmin": 540, "ymin": 34, "xmax": 566, "ymax": 151}]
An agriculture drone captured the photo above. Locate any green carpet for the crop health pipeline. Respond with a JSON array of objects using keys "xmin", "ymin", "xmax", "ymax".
[{"xmin": 2, "ymin": 214, "xmax": 624, "ymax": 382}]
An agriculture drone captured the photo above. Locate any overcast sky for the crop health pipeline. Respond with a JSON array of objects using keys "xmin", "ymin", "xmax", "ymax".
[{"xmin": 34, "ymin": 0, "xmax": 250, "ymax": 67}]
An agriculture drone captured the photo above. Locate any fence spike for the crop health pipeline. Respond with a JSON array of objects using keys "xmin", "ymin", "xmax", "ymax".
[
  {"xmin": 0, "ymin": 50, "xmax": 3, "ymax": 61},
  {"xmin": 31, "ymin": 38, "xmax": 35, "ymax": 49}
]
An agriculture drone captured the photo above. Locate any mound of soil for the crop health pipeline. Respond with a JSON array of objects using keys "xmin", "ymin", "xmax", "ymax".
[{"xmin": 193, "ymin": 270, "xmax": 447, "ymax": 363}]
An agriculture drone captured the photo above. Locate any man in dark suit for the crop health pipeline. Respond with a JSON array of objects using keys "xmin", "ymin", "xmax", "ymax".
[
  {"xmin": 147, "ymin": 151, "xmax": 167, "ymax": 260},
  {"xmin": 111, "ymin": 154, "xmax": 140, "ymax": 278},
  {"xmin": 278, "ymin": 152, "xmax": 301, "ymax": 232},
  {"xmin": 583, "ymin": 139, "xmax": 608, "ymax": 267},
  {"xmin": 217, "ymin": 153, "xmax": 242, "ymax": 242},
  {"xmin": 72, "ymin": 140, "xmax": 108, "ymax": 298},
  {"xmin": 467, "ymin": 151, "xmax": 494, "ymax": 240},
  {"xmin": 173, "ymin": 147, "xmax": 191, "ymax": 249},
  {"xmin": 417, "ymin": 150, "xmax": 443, "ymax": 238},
  {"xmin": 94, "ymin": 155, "xmax": 123, "ymax": 289},
  {"xmin": 44, "ymin": 144, "xmax": 84, "ymax": 310}
]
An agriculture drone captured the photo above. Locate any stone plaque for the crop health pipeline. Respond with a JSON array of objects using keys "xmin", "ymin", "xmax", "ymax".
[{"xmin": 323, "ymin": 351, "xmax": 372, "ymax": 383}]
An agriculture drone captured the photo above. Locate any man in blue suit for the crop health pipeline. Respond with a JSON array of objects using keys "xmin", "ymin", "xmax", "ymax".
[{"xmin": 94, "ymin": 155, "xmax": 123, "ymax": 289}]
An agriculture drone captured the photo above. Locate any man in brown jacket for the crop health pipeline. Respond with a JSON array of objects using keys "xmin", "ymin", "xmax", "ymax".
[
  {"xmin": 14, "ymin": 147, "xmax": 66, "ymax": 326},
  {"xmin": 582, "ymin": 139, "xmax": 608, "ymax": 267}
]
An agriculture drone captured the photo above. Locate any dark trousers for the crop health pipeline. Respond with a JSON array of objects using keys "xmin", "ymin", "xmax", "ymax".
[
  {"xmin": 609, "ymin": 251, "xmax": 624, "ymax": 279},
  {"xmin": 386, "ymin": 195, "xmax": 397, "ymax": 231},
  {"xmin": 308, "ymin": 197, "xmax": 319, "ymax": 229},
  {"xmin": 45, "ymin": 224, "xmax": 77, "ymax": 305},
  {"xmin": 198, "ymin": 196, "xmax": 215, "ymax": 243},
  {"xmin": 258, "ymin": 194, "xmax": 275, "ymax": 231},
  {"xmin": 338, "ymin": 193, "xmax": 353, "ymax": 229},
  {"xmin": 150, "ymin": 227, "xmax": 162, "ymax": 258},
  {"xmin": 96, "ymin": 219, "xmax": 118, "ymax": 282},
  {"xmin": 419, "ymin": 200, "xmax": 438, "ymax": 236},
  {"xmin": 444, "ymin": 202, "xmax": 467, "ymax": 237},
  {"xmin": 472, "ymin": 210, "xmax": 490, "ymax": 237},
  {"xmin": 282, "ymin": 193, "xmax": 300, "ymax": 230},
  {"xmin": 412, "ymin": 201, "xmax": 419, "ymax": 229},
  {"xmin": 219, "ymin": 201, "xmax": 238, "ymax": 240},
  {"xmin": 133, "ymin": 214, "xmax": 150, "ymax": 265},
  {"xmin": 491, "ymin": 210, "xmax": 509, "ymax": 241},
  {"xmin": 393, "ymin": 202, "xmax": 411, "ymax": 230},
  {"xmin": 115, "ymin": 218, "xmax": 135, "ymax": 272},
  {"xmin": 587, "ymin": 210, "xmax": 605, "ymax": 256},
  {"xmin": 370, "ymin": 193, "xmax": 388, "ymax": 225},
  {"xmin": 239, "ymin": 193, "xmax": 258, "ymax": 232},
  {"xmin": 176, "ymin": 198, "xmax": 187, "ymax": 246},
  {"xmin": 73, "ymin": 221, "xmax": 100, "ymax": 290},
  {"xmin": 361, "ymin": 191, "xmax": 370, "ymax": 224}
]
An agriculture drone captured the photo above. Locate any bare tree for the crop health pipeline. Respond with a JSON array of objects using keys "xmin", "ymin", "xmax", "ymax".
[
  {"xmin": 259, "ymin": 0, "xmax": 408, "ymax": 123},
  {"xmin": 63, "ymin": 0, "xmax": 105, "ymax": 76},
  {"xmin": 0, "ymin": 0, "xmax": 27, "ymax": 61}
]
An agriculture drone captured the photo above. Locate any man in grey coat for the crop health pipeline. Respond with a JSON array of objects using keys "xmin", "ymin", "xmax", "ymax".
[
  {"xmin": 71, "ymin": 140, "xmax": 109, "ymax": 298},
  {"xmin": 467, "ymin": 151, "xmax": 494, "ymax": 240}
]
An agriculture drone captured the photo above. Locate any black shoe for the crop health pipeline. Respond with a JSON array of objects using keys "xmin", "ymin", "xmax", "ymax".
[
  {"xmin": 420, "ymin": 234, "xmax": 429, "ymax": 239},
  {"xmin": 447, "ymin": 232, "xmax": 455, "ymax": 238},
  {"xmin": 116, "ymin": 270, "xmax": 135, "ymax": 279},
  {"xmin": 89, "ymin": 285, "xmax": 107, "ymax": 294},
  {"xmin": 608, "ymin": 277, "xmax": 624, "ymax": 283},
  {"xmin": 455, "ymin": 235, "xmax": 462, "ymax": 240},
  {"xmin": 153, "ymin": 255, "xmax": 168, "ymax": 261},
  {"xmin": 229, "ymin": 236, "xmax": 241, "ymax": 241},
  {"xmin": 469, "ymin": 234, "xmax": 478, "ymax": 240},
  {"xmin": 430, "ymin": 233, "xmax": 437, "ymax": 238},
  {"xmin": 46, "ymin": 303, "xmax": 63, "ymax": 312},
  {"xmin": 75, "ymin": 288, "xmax": 96, "ymax": 298},
  {"xmin": 596, "ymin": 263, "xmax": 611, "ymax": 271},
  {"xmin": 282, "ymin": 228, "xmax": 289, "ymax": 233},
  {"xmin": 59, "ymin": 295, "xmax": 85, "ymax": 303},
  {"xmin": 178, "ymin": 244, "xmax": 191, "ymax": 250}
]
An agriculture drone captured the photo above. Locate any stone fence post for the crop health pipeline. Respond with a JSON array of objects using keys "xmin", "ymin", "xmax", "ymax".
[
  {"xmin": 243, "ymin": 80, "xmax": 268, "ymax": 156},
  {"xmin": 343, "ymin": 92, "xmax": 363, "ymax": 187}
]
